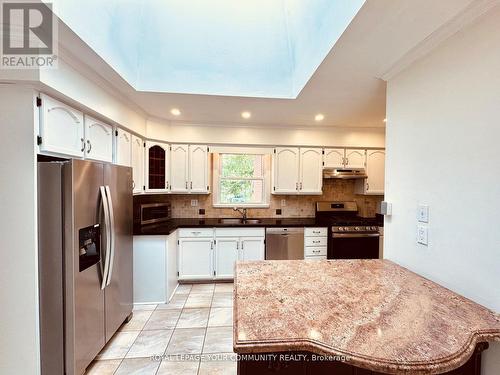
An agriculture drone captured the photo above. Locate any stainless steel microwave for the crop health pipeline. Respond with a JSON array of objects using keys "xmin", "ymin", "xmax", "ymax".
[{"xmin": 140, "ymin": 203, "xmax": 171, "ymax": 225}]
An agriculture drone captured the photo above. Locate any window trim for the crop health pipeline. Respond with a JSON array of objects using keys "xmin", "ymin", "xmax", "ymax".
[{"xmin": 212, "ymin": 153, "xmax": 271, "ymax": 208}]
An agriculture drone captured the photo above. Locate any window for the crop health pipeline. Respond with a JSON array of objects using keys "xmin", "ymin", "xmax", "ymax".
[{"xmin": 214, "ymin": 153, "xmax": 270, "ymax": 207}]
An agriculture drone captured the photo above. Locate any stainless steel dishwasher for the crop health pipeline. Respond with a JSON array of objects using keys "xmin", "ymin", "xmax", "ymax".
[{"xmin": 265, "ymin": 227, "xmax": 304, "ymax": 260}]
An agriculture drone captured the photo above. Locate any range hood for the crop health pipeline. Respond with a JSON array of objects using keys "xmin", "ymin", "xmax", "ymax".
[{"xmin": 323, "ymin": 168, "xmax": 367, "ymax": 179}]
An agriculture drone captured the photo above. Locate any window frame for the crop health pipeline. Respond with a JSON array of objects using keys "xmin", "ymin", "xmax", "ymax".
[{"xmin": 212, "ymin": 152, "xmax": 271, "ymax": 208}]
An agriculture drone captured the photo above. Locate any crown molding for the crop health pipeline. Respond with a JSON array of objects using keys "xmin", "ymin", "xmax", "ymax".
[
  {"xmin": 148, "ymin": 116, "xmax": 386, "ymax": 131},
  {"xmin": 380, "ymin": 0, "xmax": 500, "ymax": 81}
]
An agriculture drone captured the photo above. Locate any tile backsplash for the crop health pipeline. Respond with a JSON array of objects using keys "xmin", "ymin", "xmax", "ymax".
[{"xmin": 135, "ymin": 179, "xmax": 383, "ymax": 219}]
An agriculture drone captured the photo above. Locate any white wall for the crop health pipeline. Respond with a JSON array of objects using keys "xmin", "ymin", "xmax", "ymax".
[
  {"xmin": 385, "ymin": 6, "xmax": 500, "ymax": 374},
  {"xmin": 0, "ymin": 86, "xmax": 40, "ymax": 374},
  {"xmin": 147, "ymin": 118, "xmax": 385, "ymax": 148}
]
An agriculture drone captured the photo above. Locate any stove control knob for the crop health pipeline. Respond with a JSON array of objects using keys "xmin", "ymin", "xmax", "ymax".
[
  {"xmin": 372, "ymin": 226, "xmax": 378, "ymax": 231},
  {"xmin": 354, "ymin": 227, "xmax": 360, "ymax": 231}
]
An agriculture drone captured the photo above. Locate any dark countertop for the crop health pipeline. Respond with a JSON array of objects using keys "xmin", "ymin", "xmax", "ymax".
[{"xmin": 134, "ymin": 217, "xmax": 318, "ymax": 235}]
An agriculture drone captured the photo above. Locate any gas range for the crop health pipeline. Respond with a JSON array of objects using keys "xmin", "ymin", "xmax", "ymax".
[
  {"xmin": 332, "ymin": 225, "xmax": 380, "ymax": 234},
  {"xmin": 315, "ymin": 201, "xmax": 380, "ymax": 259},
  {"xmin": 315, "ymin": 201, "xmax": 379, "ymax": 231}
]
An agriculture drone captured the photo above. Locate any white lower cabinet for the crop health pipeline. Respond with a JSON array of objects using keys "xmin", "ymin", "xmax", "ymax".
[
  {"xmin": 214, "ymin": 237, "xmax": 239, "ymax": 279},
  {"xmin": 214, "ymin": 228, "xmax": 265, "ymax": 279},
  {"xmin": 240, "ymin": 237, "xmax": 265, "ymax": 261},
  {"xmin": 304, "ymin": 227, "xmax": 328, "ymax": 260},
  {"xmin": 177, "ymin": 228, "xmax": 264, "ymax": 281},
  {"xmin": 133, "ymin": 233, "xmax": 178, "ymax": 304},
  {"xmin": 178, "ymin": 237, "xmax": 214, "ymax": 280}
]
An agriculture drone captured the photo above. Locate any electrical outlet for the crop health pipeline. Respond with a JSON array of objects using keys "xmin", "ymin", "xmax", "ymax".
[
  {"xmin": 281, "ymin": 199, "xmax": 286, "ymax": 207},
  {"xmin": 417, "ymin": 205, "xmax": 429, "ymax": 223},
  {"xmin": 191, "ymin": 199, "xmax": 198, "ymax": 207},
  {"xmin": 416, "ymin": 225, "xmax": 428, "ymax": 245}
]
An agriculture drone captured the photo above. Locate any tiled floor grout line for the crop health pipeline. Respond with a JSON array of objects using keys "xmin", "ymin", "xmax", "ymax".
[
  {"xmin": 153, "ymin": 292, "xmax": 187, "ymax": 375},
  {"xmin": 90, "ymin": 284, "xmax": 236, "ymax": 374},
  {"xmin": 111, "ymin": 304, "xmax": 158, "ymax": 375},
  {"xmin": 197, "ymin": 286, "xmax": 216, "ymax": 375}
]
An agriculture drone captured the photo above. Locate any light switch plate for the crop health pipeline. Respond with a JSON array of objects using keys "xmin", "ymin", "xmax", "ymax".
[
  {"xmin": 380, "ymin": 201, "xmax": 392, "ymax": 215},
  {"xmin": 191, "ymin": 199, "xmax": 198, "ymax": 207},
  {"xmin": 417, "ymin": 204, "xmax": 429, "ymax": 222},
  {"xmin": 281, "ymin": 199, "xmax": 286, "ymax": 207},
  {"xmin": 417, "ymin": 225, "xmax": 428, "ymax": 245}
]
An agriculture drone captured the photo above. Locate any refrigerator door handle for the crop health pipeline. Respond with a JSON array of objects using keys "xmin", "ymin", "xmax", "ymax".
[
  {"xmin": 99, "ymin": 186, "xmax": 111, "ymax": 290},
  {"xmin": 105, "ymin": 185, "xmax": 116, "ymax": 287}
]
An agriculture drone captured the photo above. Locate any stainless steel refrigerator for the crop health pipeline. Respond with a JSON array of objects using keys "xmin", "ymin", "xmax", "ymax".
[{"xmin": 38, "ymin": 159, "xmax": 133, "ymax": 375}]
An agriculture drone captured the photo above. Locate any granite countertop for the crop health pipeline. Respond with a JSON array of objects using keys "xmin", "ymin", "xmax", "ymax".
[
  {"xmin": 233, "ymin": 259, "xmax": 500, "ymax": 374},
  {"xmin": 134, "ymin": 217, "xmax": 318, "ymax": 235}
]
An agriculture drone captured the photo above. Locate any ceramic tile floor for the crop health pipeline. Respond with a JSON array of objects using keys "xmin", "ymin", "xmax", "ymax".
[{"xmin": 85, "ymin": 283, "xmax": 236, "ymax": 375}]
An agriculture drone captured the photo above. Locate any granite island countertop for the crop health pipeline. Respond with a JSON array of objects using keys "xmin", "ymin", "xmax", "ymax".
[{"xmin": 233, "ymin": 259, "xmax": 500, "ymax": 374}]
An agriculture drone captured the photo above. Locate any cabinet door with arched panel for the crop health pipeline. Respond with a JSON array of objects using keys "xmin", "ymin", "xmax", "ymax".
[
  {"xmin": 366, "ymin": 150, "xmax": 385, "ymax": 194},
  {"xmin": 115, "ymin": 128, "xmax": 132, "ymax": 167},
  {"xmin": 299, "ymin": 148, "xmax": 323, "ymax": 194},
  {"xmin": 170, "ymin": 144, "xmax": 189, "ymax": 193},
  {"xmin": 345, "ymin": 149, "xmax": 366, "ymax": 169},
  {"xmin": 131, "ymin": 135, "xmax": 144, "ymax": 194},
  {"xmin": 145, "ymin": 141, "xmax": 169, "ymax": 192},
  {"xmin": 84, "ymin": 116, "xmax": 113, "ymax": 162},
  {"xmin": 273, "ymin": 147, "xmax": 300, "ymax": 194},
  {"xmin": 39, "ymin": 94, "xmax": 84, "ymax": 157},
  {"xmin": 323, "ymin": 148, "xmax": 345, "ymax": 169},
  {"xmin": 189, "ymin": 144, "xmax": 209, "ymax": 193}
]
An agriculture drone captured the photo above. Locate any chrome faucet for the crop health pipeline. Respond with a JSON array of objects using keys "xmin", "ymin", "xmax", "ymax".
[{"xmin": 233, "ymin": 207, "xmax": 248, "ymax": 220}]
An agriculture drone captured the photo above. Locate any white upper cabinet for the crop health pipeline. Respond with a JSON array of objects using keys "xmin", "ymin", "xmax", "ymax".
[
  {"xmin": 345, "ymin": 149, "xmax": 366, "ymax": 169},
  {"xmin": 115, "ymin": 128, "xmax": 132, "ymax": 167},
  {"xmin": 273, "ymin": 147, "xmax": 322, "ymax": 195},
  {"xmin": 131, "ymin": 135, "xmax": 144, "ymax": 194},
  {"xmin": 356, "ymin": 149, "xmax": 385, "ymax": 195},
  {"xmin": 145, "ymin": 141, "xmax": 170, "ymax": 192},
  {"xmin": 84, "ymin": 116, "xmax": 113, "ymax": 162},
  {"xmin": 273, "ymin": 147, "xmax": 300, "ymax": 194},
  {"xmin": 299, "ymin": 148, "xmax": 323, "ymax": 194},
  {"xmin": 323, "ymin": 148, "xmax": 345, "ymax": 169},
  {"xmin": 170, "ymin": 144, "xmax": 189, "ymax": 193},
  {"xmin": 189, "ymin": 145, "xmax": 209, "ymax": 193},
  {"xmin": 39, "ymin": 94, "xmax": 84, "ymax": 157},
  {"xmin": 168, "ymin": 144, "xmax": 209, "ymax": 194}
]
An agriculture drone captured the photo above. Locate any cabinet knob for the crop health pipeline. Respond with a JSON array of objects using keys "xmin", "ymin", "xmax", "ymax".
[
  {"xmin": 86, "ymin": 139, "xmax": 92, "ymax": 153},
  {"xmin": 80, "ymin": 138, "xmax": 85, "ymax": 152}
]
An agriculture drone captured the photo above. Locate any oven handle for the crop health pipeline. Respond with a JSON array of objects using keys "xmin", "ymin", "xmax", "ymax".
[{"xmin": 332, "ymin": 233, "xmax": 380, "ymax": 238}]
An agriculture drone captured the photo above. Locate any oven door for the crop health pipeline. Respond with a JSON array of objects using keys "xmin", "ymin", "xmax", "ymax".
[{"xmin": 329, "ymin": 233, "xmax": 380, "ymax": 259}]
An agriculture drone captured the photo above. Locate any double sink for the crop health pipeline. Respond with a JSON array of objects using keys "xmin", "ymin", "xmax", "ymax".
[{"xmin": 218, "ymin": 218, "xmax": 262, "ymax": 224}]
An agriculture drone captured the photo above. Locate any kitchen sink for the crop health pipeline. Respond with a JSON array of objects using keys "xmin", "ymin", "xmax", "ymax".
[
  {"xmin": 244, "ymin": 219, "xmax": 262, "ymax": 224},
  {"xmin": 219, "ymin": 218, "xmax": 262, "ymax": 224}
]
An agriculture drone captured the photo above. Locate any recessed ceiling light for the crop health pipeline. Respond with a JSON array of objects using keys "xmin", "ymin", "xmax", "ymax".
[
  {"xmin": 315, "ymin": 113, "xmax": 324, "ymax": 122},
  {"xmin": 241, "ymin": 111, "xmax": 251, "ymax": 119},
  {"xmin": 170, "ymin": 108, "xmax": 181, "ymax": 116},
  {"xmin": 383, "ymin": 118, "xmax": 387, "ymax": 123}
]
